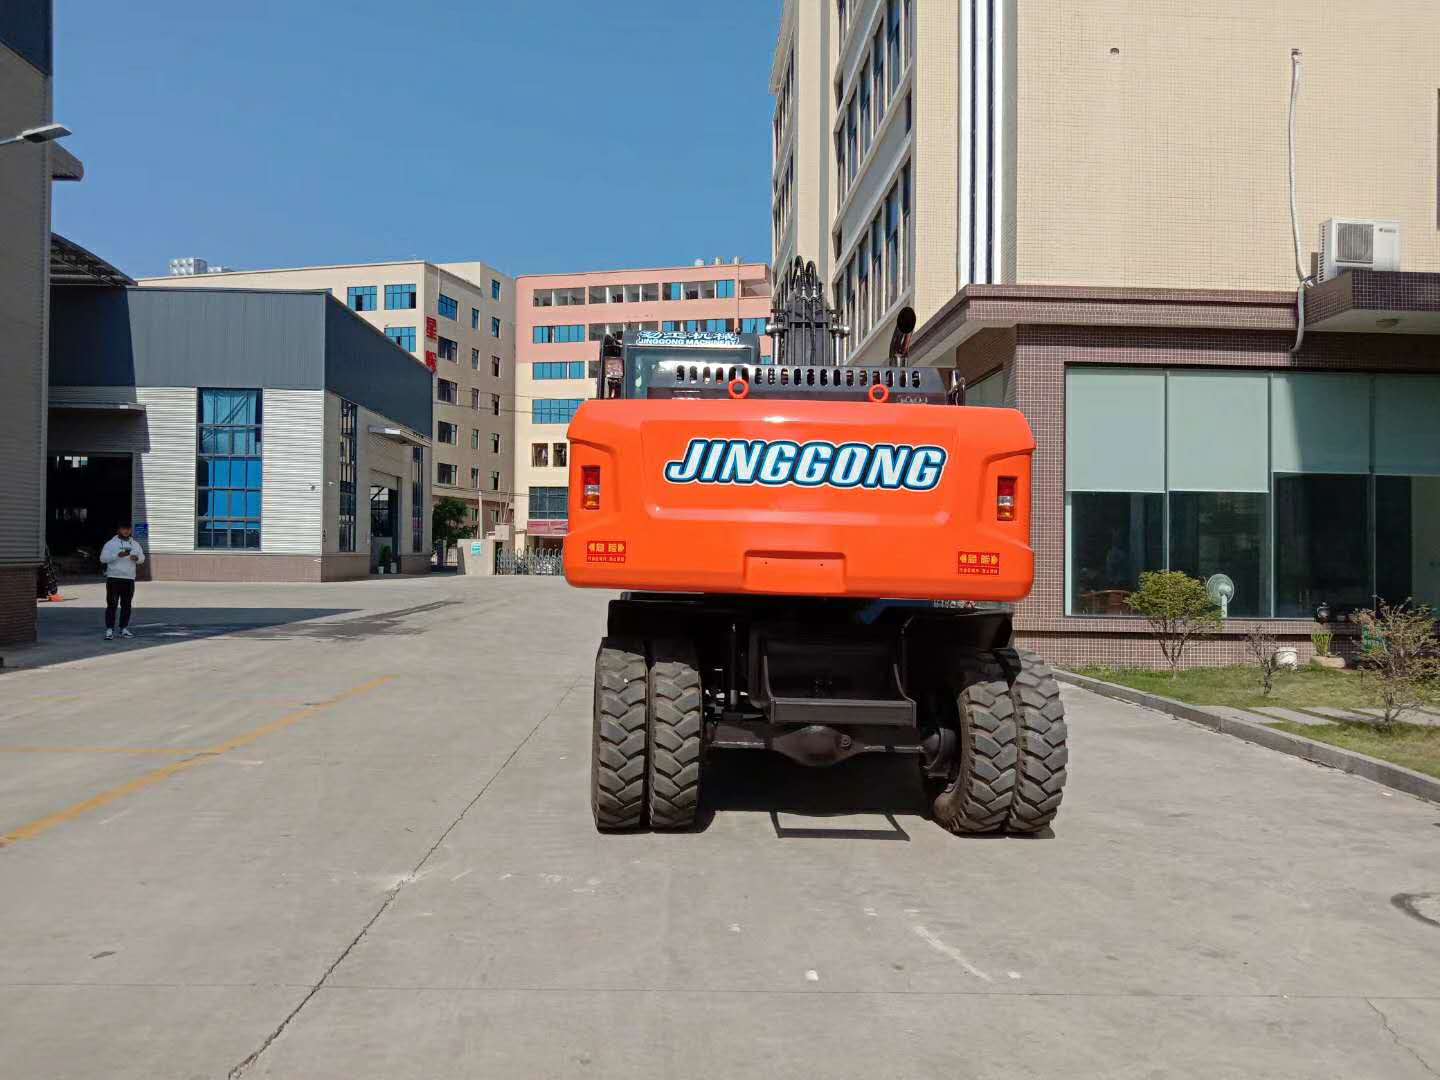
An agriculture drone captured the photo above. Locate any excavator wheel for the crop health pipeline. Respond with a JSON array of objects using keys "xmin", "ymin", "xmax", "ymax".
[
  {"xmin": 591, "ymin": 637, "xmax": 648, "ymax": 830},
  {"xmin": 931, "ymin": 653, "xmax": 1019, "ymax": 835},
  {"xmin": 646, "ymin": 639, "xmax": 704, "ymax": 829},
  {"xmin": 1005, "ymin": 651, "xmax": 1068, "ymax": 833}
]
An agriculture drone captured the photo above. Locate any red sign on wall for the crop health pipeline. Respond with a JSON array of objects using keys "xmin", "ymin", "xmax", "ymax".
[
  {"xmin": 424, "ymin": 351, "xmax": 438, "ymax": 372},
  {"xmin": 425, "ymin": 317, "xmax": 438, "ymax": 340}
]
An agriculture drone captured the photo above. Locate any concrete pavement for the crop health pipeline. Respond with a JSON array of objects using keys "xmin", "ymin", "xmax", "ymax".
[{"xmin": 2, "ymin": 576, "xmax": 1439, "ymax": 1079}]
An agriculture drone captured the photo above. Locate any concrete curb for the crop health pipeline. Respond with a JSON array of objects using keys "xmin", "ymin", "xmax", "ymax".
[{"xmin": 1055, "ymin": 669, "xmax": 1440, "ymax": 806}]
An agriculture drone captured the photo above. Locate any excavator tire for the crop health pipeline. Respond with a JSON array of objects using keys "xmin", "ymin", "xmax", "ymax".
[
  {"xmin": 646, "ymin": 639, "xmax": 704, "ymax": 829},
  {"xmin": 1006, "ymin": 651, "xmax": 1068, "ymax": 833},
  {"xmin": 932, "ymin": 653, "xmax": 1018, "ymax": 835},
  {"xmin": 591, "ymin": 637, "xmax": 648, "ymax": 830}
]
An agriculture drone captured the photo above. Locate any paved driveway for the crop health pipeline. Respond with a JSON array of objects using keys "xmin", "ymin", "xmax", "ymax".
[{"xmin": 2, "ymin": 576, "xmax": 1438, "ymax": 1078}]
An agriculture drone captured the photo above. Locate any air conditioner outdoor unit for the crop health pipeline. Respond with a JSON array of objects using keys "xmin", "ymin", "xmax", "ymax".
[{"xmin": 1318, "ymin": 218, "xmax": 1401, "ymax": 282}]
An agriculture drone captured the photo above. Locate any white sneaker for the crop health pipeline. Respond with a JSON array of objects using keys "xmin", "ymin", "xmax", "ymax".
[
  {"xmin": 104, "ymin": 629, "xmax": 114, "ymax": 640},
  {"xmin": 120, "ymin": 629, "xmax": 134, "ymax": 639}
]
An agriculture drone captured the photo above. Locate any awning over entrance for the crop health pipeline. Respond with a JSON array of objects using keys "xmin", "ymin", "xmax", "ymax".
[{"xmin": 1304, "ymin": 270, "xmax": 1440, "ymax": 334}]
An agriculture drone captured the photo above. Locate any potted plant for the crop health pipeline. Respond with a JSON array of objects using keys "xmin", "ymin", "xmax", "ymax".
[
  {"xmin": 1311, "ymin": 628, "xmax": 1343, "ymax": 669},
  {"xmin": 378, "ymin": 544, "xmax": 393, "ymax": 575}
]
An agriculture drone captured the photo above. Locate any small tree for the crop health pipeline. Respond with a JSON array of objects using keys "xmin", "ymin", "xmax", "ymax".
[
  {"xmin": 1245, "ymin": 626, "xmax": 1284, "ymax": 696},
  {"xmin": 1126, "ymin": 571, "xmax": 1222, "ymax": 676},
  {"xmin": 431, "ymin": 497, "xmax": 470, "ymax": 565},
  {"xmin": 1353, "ymin": 601, "xmax": 1440, "ymax": 729}
]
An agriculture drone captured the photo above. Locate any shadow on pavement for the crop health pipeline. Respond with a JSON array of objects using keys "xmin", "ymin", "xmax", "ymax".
[{"xmin": 700, "ymin": 750, "xmax": 931, "ymax": 832}]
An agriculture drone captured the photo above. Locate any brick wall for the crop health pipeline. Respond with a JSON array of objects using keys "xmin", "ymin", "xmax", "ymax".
[{"xmin": 0, "ymin": 565, "xmax": 38, "ymax": 647}]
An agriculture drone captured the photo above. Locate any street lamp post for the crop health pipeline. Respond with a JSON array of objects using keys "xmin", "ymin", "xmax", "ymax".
[{"xmin": 0, "ymin": 123, "xmax": 72, "ymax": 148}]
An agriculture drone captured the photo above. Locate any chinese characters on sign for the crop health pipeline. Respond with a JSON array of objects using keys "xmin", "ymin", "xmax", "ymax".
[
  {"xmin": 957, "ymin": 551, "xmax": 1001, "ymax": 576},
  {"xmin": 586, "ymin": 540, "xmax": 627, "ymax": 564},
  {"xmin": 426, "ymin": 317, "xmax": 438, "ymax": 340}
]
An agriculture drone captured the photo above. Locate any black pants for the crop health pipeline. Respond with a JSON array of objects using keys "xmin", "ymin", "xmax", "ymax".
[{"xmin": 105, "ymin": 578, "xmax": 135, "ymax": 630}]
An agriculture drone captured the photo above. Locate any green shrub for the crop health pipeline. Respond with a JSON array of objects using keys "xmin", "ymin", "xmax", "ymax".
[
  {"xmin": 1126, "ymin": 571, "xmax": 1223, "ymax": 676},
  {"xmin": 1311, "ymin": 629, "xmax": 1333, "ymax": 658}
]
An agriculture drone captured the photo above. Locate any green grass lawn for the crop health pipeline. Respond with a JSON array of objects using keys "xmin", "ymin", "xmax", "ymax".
[
  {"xmin": 1268, "ymin": 720, "xmax": 1440, "ymax": 780},
  {"xmin": 1073, "ymin": 663, "xmax": 1440, "ymax": 779},
  {"xmin": 1072, "ymin": 663, "xmax": 1440, "ymax": 712}
]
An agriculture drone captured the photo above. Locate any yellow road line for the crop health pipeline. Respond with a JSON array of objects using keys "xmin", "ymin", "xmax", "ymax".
[
  {"xmin": 0, "ymin": 675, "xmax": 394, "ymax": 848},
  {"xmin": 0, "ymin": 747, "xmax": 213, "ymax": 757}
]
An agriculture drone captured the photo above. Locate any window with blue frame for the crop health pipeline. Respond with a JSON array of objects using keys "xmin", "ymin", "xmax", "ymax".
[
  {"xmin": 196, "ymin": 389, "xmax": 262, "ymax": 550},
  {"xmin": 529, "ymin": 486, "xmax": 569, "ymax": 520},
  {"xmin": 437, "ymin": 293, "xmax": 459, "ymax": 320},
  {"xmin": 533, "ymin": 399, "xmax": 583, "ymax": 424},
  {"xmin": 347, "ymin": 286, "xmax": 377, "ymax": 312},
  {"xmin": 704, "ymin": 318, "xmax": 732, "ymax": 332},
  {"xmin": 533, "ymin": 324, "xmax": 584, "ymax": 344},
  {"xmin": 491, "ymin": 316, "xmax": 501, "ymax": 338},
  {"xmin": 491, "ymin": 279, "xmax": 502, "ymax": 300},
  {"xmin": 384, "ymin": 326, "xmax": 416, "ymax": 351},
  {"xmin": 533, "ymin": 362, "xmax": 587, "ymax": 380},
  {"xmin": 385, "ymin": 284, "xmax": 417, "ymax": 310},
  {"xmin": 662, "ymin": 321, "xmax": 679, "ymax": 332},
  {"xmin": 741, "ymin": 317, "xmax": 768, "ymax": 335},
  {"xmin": 471, "ymin": 307, "xmax": 480, "ymax": 330},
  {"xmin": 716, "ymin": 279, "xmax": 736, "ymax": 298},
  {"xmin": 666, "ymin": 282, "xmax": 684, "ymax": 301}
]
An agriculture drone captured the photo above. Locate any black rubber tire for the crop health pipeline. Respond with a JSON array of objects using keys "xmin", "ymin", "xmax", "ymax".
[
  {"xmin": 932, "ymin": 654, "xmax": 1018, "ymax": 835},
  {"xmin": 591, "ymin": 638, "xmax": 648, "ymax": 830},
  {"xmin": 1006, "ymin": 651, "xmax": 1069, "ymax": 833},
  {"xmin": 647, "ymin": 640, "xmax": 703, "ymax": 829}
]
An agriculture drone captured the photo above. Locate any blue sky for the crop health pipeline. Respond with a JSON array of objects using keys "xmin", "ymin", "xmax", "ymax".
[{"xmin": 53, "ymin": 0, "xmax": 779, "ymax": 279}]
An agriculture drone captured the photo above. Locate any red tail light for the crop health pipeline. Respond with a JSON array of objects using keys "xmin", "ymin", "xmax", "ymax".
[
  {"xmin": 582, "ymin": 465, "xmax": 601, "ymax": 511},
  {"xmin": 997, "ymin": 476, "xmax": 1017, "ymax": 521}
]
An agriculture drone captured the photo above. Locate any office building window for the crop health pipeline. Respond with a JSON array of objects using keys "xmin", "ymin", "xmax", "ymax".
[
  {"xmin": 859, "ymin": 62, "xmax": 871, "ymax": 154},
  {"xmin": 470, "ymin": 466, "xmax": 481, "ymax": 490},
  {"xmin": 553, "ymin": 442, "xmax": 568, "ymax": 467},
  {"xmin": 887, "ymin": 0, "xmax": 901, "ymax": 91},
  {"xmin": 533, "ymin": 398, "xmax": 583, "ymax": 425},
  {"xmin": 437, "ymin": 379, "xmax": 458, "ymax": 404},
  {"xmin": 470, "ymin": 387, "xmax": 480, "ymax": 410},
  {"xmin": 437, "ymin": 420, "xmax": 458, "ymax": 445},
  {"xmin": 532, "ymin": 443, "xmax": 550, "ymax": 467},
  {"xmin": 491, "ymin": 278, "xmax": 502, "ymax": 300},
  {"xmin": 873, "ymin": 31, "xmax": 885, "ymax": 123},
  {"xmin": 704, "ymin": 319, "xmax": 732, "ymax": 332},
  {"xmin": 470, "ymin": 428, "xmax": 480, "ymax": 450},
  {"xmin": 1170, "ymin": 492, "xmax": 1269, "ymax": 618},
  {"xmin": 491, "ymin": 432, "xmax": 501, "ymax": 453},
  {"xmin": 437, "ymin": 336, "xmax": 458, "ymax": 362},
  {"xmin": 533, "ymin": 324, "xmax": 585, "ymax": 344},
  {"xmin": 491, "ymin": 393, "xmax": 501, "ymax": 416},
  {"xmin": 885, "ymin": 184, "xmax": 901, "ymax": 305},
  {"xmin": 438, "ymin": 293, "xmax": 459, "ymax": 320},
  {"xmin": 741, "ymin": 318, "xmax": 767, "ymax": 335},
  {"xmin": 491, "ymin": 316, "xmax": 502, "ymax": 338},
  {"xmin": 662, "ymin": 321, "xmax": 679, "ymax": 332},
  {"xmin": 846, "ymin": 102, "xmax": 858, "ymax": 181},
  {"xmin": 411, "ymin": 447, "xmax": 424, "ymax": 553},
  {"xmin": 197, "ymin": 388, "xmax": 262, "ymax": 550},
  {"xmin": 347, "ymin": 286, "xmax": 377, "ymax": 312},
  {"xmin": 385, "ymin": 283, "xmax": 417, "ymax": 310},
  {"xmin": 665, "ymin": 282, "xmax": 684, "ymax": 301},
  {"xmin": 1274, "ymin": 475, "xmax": 1371, "ymax": 617},
  {"xmin": 529, "ymin": 486, "xmax": 568, "ymax": 520},
  {"xmin": 491, "ymin": 355, "xmax": 501, "ymax": 377},
  {"xmin": 436, "ymin": 463, "xmax": 457, "ymax": 487},
  {"xmin": 338, "ymin": 399, "xmax": 357, "ymax": 553},
  {"xmin": 533, "ymin": 361, "xmax": 587, "ymax": 380},
  {"xmin": 716, "ymin": 279, "xmax": 736, "ymax": 298},
  {"xmin": 472, "ymin": 307, "xmax": 480, "ymax": 330},
  {"xmin": 471, "ymin": 347, "xmax": 480, "ymax": 370},
  {"xmin": 385, "ymin": 326, "xmax": 416, "ymax": 351},
  {"xmin": 490, "ymin": 471, "xmax": 500, "ymax": 491}
]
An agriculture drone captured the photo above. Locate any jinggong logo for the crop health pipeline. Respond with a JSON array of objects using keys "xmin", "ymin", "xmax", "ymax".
[{"xmin": 663, "ymin": 438, "xmax": 947, "ymax": 492}]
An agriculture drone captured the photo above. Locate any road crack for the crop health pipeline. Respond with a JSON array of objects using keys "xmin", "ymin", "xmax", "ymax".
[
  {"xmin": 1368, "ymin": 998, "xmax": 1440, "ymax": 1078},
  {"xmin": 227, "ymin": 676, "xmax": 582, "ymax": 1078}
]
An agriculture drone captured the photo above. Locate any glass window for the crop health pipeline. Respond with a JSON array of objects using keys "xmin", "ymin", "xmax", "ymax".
[
  {"xmin": 1377, "ymin": 476, "xmax": 1440, "ymax": 608},
  {"xmin": 492, "ymin": 355, "xmax": 502, "ymax": 377},
  {"xmin": 491, "ymin": 316, "xmax": 502, "ymax": 338},
  {"xmin": 741, "ymin": 317, "xmax": 768, "ymax": 336},
  {"xmin": 534, "ymin": 361, "xmax": 587, "ymax": 380},
  {"xmin": 1274, "ymin": 474, "xmax": 1372, "ymax": 618},
  {"xmin": 716, "ymin": 279, "xmax": 735, "ymax": 299},
  {"xmin": 470, "ymin": 467, "xmax": 481, "ymax": 491},
  {"xmin": 490, "ymin": 472, "xmax": 500, "ymax": 491},
  {"xmin": 384, "ymin": 326, "xmax": 416, "ymax": 351},
  {"xmin": 437, "ymin": 421, "xmax": 458, "ymax": 445},
  {"xmin": 859, "ymin": 63, "xmax": 872, "ymax": 154},
  {"xmin": 887, "ymin": 0, "xmax": 901, "ymax": 90},
  {"xmin": 339, "ymin": 400, "xmax": 357, "ymax": 553},
  {"xmin": 967, "ymin": 369, "xmax": 1009, "ymax": 407},
  {"xmin": 470, "ymin": 388, "xmax": 480, "ymax": 410},
  {"xmin": 1375, "ymin": 375, "xmax": 1440, "ymax": 476},
  {"xmin": 385, "ymin": 284, "xmax": 417, "ymax": 310},
  {"xmin": 437, "ymin": 463, "xmax": 457, "ymax": 487},
  {"xmin": 1169, "ymin": 492, "xmax": 1269, "ymax": 617},
  {"xmin": 1167, "ymin": 372, "xmax": 1268, "ymax": 493},
  {"xmin": 532, "ymin": 443, "xmax": 550, "ymax": 467},
  {"xmin": 437, "ymin": 379, "xmax": 458, "ymax": 404},
  {"xmin": 197, "ymin": 389, "xmax": 263, "ymax": 550},
  {"xmin": 533, "ymin": 399, "xmax": 583, "ymax": 425},
  {"xmin": 491, "ymin": 432, "xmax": 501, "ymax": 453},
  {"xmin": 470, "ymin": 428, "xmax": 480, "ymax": 450},
  {"xmin": 437, "ymin": 293, "xmax": 459, "ymax": 320},
  {"xmin": 1069, "ymin": 493, "xmax": 1164, "ymax": 615},
  {"xmin": 1066, "ymin": 369, "xmax": 1165, "ymax": 493},
  {"xmin": 529, "ymin": 486, "xmax": 569, "ymax": 520},
  {"xmin": 472, "ymin": 307, "xmax": 480, "ymax": 330},
  {"xmin": 491, "ymin": 394, "xmax": 501, "ymax": 416},
  {"xmin": 491, "ymin": 279, "xmax": 502, "ymax": 300},
  {"xmin": 554, "ymin": 442, "xmax": 568, "ymax": 467},
  {"xmin": 347, "ymin": 286, "xmax": 377, "ymax": 312},
  {"xmin": 533, "ymin": 324, "xmax": 582, "ymax": 344},
  {"xmin": 436, "ymin": 336, "xmax": 458, "ymax": 362}
]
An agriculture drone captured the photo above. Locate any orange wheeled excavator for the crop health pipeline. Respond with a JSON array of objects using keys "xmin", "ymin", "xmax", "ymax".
[{"xmin": 564, "ymin": 259, "xmax": 1067, "ymax": 835}]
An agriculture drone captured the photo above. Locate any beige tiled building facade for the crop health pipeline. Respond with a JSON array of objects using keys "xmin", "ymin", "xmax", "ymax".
[
  {"xmin": 141, "ymin": 261, "xmax": 516, "ymax": 539},
  {"xmin": 514, "ymin": 263, "xmax": 772, "ymax": 554},
  {"xmin": 776, "ymin": 1, "xmax": 1440, "ymax": 665}
]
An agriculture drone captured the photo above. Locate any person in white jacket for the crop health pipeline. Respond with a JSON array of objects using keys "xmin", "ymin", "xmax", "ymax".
[{"xmin": 99, "ymin": 522, "xmax": 145, "ymax": 640}]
